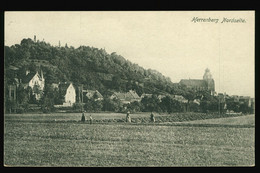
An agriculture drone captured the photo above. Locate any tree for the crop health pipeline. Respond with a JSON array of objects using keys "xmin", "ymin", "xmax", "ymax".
[
  {"xmin": 141, "ymin": 94, "xmax": 161, "ymax": 112},
  {"xmin": 239, "ymin": 102, "xmax": 250, "ymax": 114},
  {"xmin": 93, "ymin": 100, "xmax": 103, "ymax": 112},
  {"xmin": 181, "ymin": 89, "xmax": 197, "ymax": 112},
  {"xmin": 40, "ymin": 84, "xmax": 55, "ymax": 113},
  {"xmin": 160, "ymin": 96, "xmax": 184, "ymax": 113},
  {"xmin": 127, "ymin": 101, "xmax": 143, "ymax": 113},
  {"xmin": 226, "ymin": 100, "xmax": 240, "ymax": 113},
  {"xmin": 103, "ymin": 97, "xmax": 123, "ymax": 112},
  {"xmin": 16, "ymin": 86, "xmax": 30, "ymax": 112}
]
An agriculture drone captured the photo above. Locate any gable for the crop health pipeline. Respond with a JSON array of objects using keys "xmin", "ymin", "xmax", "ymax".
[{"xmin": 22, "ymin": 73, "xmax": 36, "ymax": 83}]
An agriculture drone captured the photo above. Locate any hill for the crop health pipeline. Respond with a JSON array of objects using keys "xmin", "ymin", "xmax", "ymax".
[{"xmin": 5, "ymin": 38, "xmax": 182, "ymax": 96}]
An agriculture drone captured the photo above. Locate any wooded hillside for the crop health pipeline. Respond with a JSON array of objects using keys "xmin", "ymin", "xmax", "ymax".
[{"xmin": 5, "ymin": 38, "xmax": 182, "ymax": 96}]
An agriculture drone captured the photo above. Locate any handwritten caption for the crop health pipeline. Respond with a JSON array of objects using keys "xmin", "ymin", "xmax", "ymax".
[{"xmin": 191, "ymin": 17, "xmax": 246, "ymax": 24}]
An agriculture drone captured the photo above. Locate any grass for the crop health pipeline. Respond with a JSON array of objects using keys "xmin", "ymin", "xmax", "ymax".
[
  {"xmin": 182, "ymin": 114, "xmax": 255, "ymax": 126},
  {"xmin": 4, "ymin": 112, "xmax": 157, "ymax": 122},
  {"xmin": 4, "ymin": 113, "xmax": 255, "ymax": 167}
]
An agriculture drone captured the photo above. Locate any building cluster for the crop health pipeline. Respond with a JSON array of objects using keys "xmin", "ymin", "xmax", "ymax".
[{"xmin": 6, "ymin": 67, "xmax": 254, "ymax": 113}]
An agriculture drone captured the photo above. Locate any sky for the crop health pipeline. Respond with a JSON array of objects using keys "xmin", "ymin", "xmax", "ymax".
[{"xmin": 5, "ymin": 11, "xmax": 255, "ymax": 97}]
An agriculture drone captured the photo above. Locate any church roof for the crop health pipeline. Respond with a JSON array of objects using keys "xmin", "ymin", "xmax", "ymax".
[
  {"xmin": 22, "ymin": 72, "xmax": 37, "ymax": 83},
  {"xmin": 179, "ymin": 79, "xmax": 207, "ymax": 88},
  {"xmin": 21, "ymin": 71, "xmax": 44, "ymax": 84}
]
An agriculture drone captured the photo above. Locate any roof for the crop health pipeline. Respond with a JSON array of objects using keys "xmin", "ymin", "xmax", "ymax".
[
  {"xmin": 22, "ymin": 72, "xmax": 37, "ymax": 83},
  {"xmin": 85, "ymin": 90, "xmax": 103, "ymax": 99},
  {"xmin": 172, "ymin": 95, "xmax": 188, "ymax": 103},
  {"xmin": 179, "ymin": 79, "xmax": 207, "ymax": 88},
  {"xmin": 113, "ymin": 92, "xmax": 127, "ymax": 100},
  {"xmin": 59, "ymin": 83, "xmax": 73, "ymax": 96},
  {"xmin": 112, "ymin": 90, "xmax": 140, "ymax": 101},
  {"xmin": 8, "ymin": 65, "xmax": 19, "ymax": 71},
  {"xmin": 51, "ymin": 83, "xmax": 59, "ymax": 89},
  {"xmin": 128, "ymin": 90, "xmax": 140, "ymax": 99},
  {"xmin": 239, "ymin": 96, "xmax": 250, "ymax": 100},
  {"xmin": 141, "ymin": 94, "xmax": 153, "ymax": 98}
]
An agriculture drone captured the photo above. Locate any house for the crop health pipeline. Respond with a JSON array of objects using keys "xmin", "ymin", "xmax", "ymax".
[
  {"xmin": 227, "ymin": 95, "xmax": 240, "ymax": 102},
  {"xmin": 239, "ymin": 96, "xmax": 251, "ymax": 107},
  {"xmin": 58, "ymin": 82, "xmax": 76, "ymax": 107},
  {"xmin": 51, "ymin": 83, "xmax": 59, "ymax": 90},
  {"xmin": 158, "ymin": 94, "xmax": 166, "ymax": 102},
  {"xmin": 179, "ymin": 68, "xmax": 215, "ymax": 94},
  {"xmin": 84, "ymin": 89, "xmax": 104, "ymax": 101},
  {"xmin": 173, "ymin": 95, "xmax": 188, "ymax": 103},
  {"xmin": 110, "ymin": 90, "xmax": 141, "ymax": 104},
  {"xmin": 141, "ymin": 93, "xmax": 153, "ymax": 99},
  {"xmin": 21, "ymin": 70, "xmax": 45, "ymax": 100},
  {"xmin": 128, "ymin": 90, "xmax": 141, "ymax": 102}
]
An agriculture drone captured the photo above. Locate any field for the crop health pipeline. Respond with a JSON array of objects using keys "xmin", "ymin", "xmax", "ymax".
[{"xmin": 4, "ymin": 113, "xmax": 255, "ymax": 167}]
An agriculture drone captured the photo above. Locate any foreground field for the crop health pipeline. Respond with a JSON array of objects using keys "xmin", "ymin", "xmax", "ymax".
[{"xmin": 4, "ymin": 114, "xmax": 254, "ymax": 167}]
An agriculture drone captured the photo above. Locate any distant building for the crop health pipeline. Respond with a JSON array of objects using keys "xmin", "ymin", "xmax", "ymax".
[
  {"xmin": 84, "ymin": 89, "xmax": 104, "ymax": 101},
  {"xmin": 141, "ymin": 93, "xmax": 153, "ymax": 99},
  {"xmin": 227, "ymin": 95, "xmax": 240, "ymax": 102},
  {"xmin": 158, "ymin": 95, "xmax": 166, "ymax": 102},
  {"xmin": 21, "ymin": 70, "xmax": 45, "ymax": 100},
  {"xmin": 239, "ymin": 96, "xmax": 251, "ymax": 107},
  {"xmin": 179, "ymin": 68, "xmax": 215, "ymax": 94},
  {"xmin": 51, "ymin": 83, "xmax": 59, "ymax": 90},
  {"xmin": 172, "ymin": 95, "xmax": 188, "ymax": 103},
  {"xmin": 58, "ymin": 82, "xmax": 76, "ymax": 107},
  {"xmin": 110, "ymin": 90, "xmax": 141, "ymax": 104}
]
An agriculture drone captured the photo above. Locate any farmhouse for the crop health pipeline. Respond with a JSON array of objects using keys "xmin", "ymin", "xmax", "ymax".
[
  {"xmin": 59, "ymin": 82, "xmax": 76, "ymax": 107},
  {"xmin": 21, "ymin": 70, "xmax": 45, "ymax": 100},
  {"xmin": 179, "ymin": 68, "xmax": 215, "ymax": 95},
  {"xmin": 84, "ymin": 89, "xmax": 104, "ymax": 101},
  {"xmin": 110, "ymin": 90, "xmax": 141, "ymax": 104}
]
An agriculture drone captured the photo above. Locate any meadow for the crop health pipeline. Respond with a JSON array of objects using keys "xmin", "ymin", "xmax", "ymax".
[{"xmin": 4, "ymin": 113, "xmax": 255, "ymax": 167}]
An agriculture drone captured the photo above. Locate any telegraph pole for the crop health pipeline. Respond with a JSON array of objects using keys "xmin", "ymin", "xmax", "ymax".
[{"xmin": 81, "ymin": 84, "xmax": 83, "ymax": 111}]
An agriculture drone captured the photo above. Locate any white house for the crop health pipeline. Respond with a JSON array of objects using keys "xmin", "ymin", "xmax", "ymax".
[
  {"xmin": 22, "ymin": 70, "xmax": 45, "ymax": 100},
  {"xmin": 59, "ymin": 83, "xmax": 76, "ymax": 107}
]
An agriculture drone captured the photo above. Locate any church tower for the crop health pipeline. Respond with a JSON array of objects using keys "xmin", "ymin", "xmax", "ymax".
[{"xmin": 203, "ymin": 68, "xmax": 215, "ymax": 94}]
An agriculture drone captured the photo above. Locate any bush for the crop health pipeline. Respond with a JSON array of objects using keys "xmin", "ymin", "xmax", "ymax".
[{"xmin": 73, "ymin": 103, "xmax": 84, "ymax": 111}]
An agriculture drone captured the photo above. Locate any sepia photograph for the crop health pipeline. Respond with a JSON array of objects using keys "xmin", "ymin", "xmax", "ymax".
[{"xmin": 4, "ymin": 11, "xmax": 255, "ymax": 167}]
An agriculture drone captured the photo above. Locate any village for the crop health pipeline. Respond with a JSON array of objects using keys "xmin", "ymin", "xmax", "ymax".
[{"xmin": 5, "ymin": 66, "xmax": 255, "ymax": 115}]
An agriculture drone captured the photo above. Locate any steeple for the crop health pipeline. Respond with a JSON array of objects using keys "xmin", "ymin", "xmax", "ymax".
[
  {"xmin": 41, "ymin": 69, "xmax": 44, "ymax": 80},
  {"xmin": 203, "ymin": 68, "xmax": 212, "ymax": 80}
]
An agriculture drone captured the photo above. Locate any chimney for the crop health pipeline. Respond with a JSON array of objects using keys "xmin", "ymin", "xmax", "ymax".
[{"xmin": 34, "ymin": 35, "xmax": 36, "ymax": 42}]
